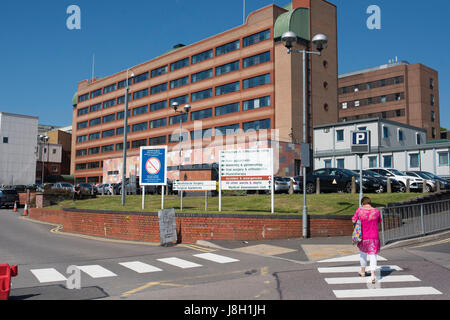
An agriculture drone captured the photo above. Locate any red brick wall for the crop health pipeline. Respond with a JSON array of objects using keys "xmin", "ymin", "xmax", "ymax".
[{"xmin": 29, "ymin": 208, "xmax": 353, "ymax": 243}]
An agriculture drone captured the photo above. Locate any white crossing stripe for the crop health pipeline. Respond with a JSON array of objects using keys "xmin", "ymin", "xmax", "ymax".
[
  {"xmin": 318, "ymin": 265, "xmax": 402, "ymax": 273},
  {"xmin": 318, "ymin": 254, "xmax": 387, "ymax": 263},
  {"xmin": 157, "ymin": 257, "xmax": 202, "ymax": 269},
  {"xmin": 325, "ymin": 275, "xmax": 421, "ymax": 285},
  {"xmin": 30, "ymin": 268, "xmax": 67, "ymax": 283},
  {"xmin": 193, "ymin": 253, "xmax": 239, "ymax": 264},
  {"xmin": 333, "ymin": 286, "xmax": 442, "ymax": 298},
  {"xmin": 77, "ymin": 265, "xmax": 117, "ymax": 278},
  {"xmin": 119, "ymin": 261, "xmax": 163, "ymax": 274}
]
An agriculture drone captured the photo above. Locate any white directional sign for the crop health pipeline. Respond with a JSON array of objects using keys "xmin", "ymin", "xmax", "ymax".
[
  {"xmin": 173, "ymin": 181, "xmax": 216, "ymax": 191},
  {"xmin": 220, "ymin": 148, "xmax": 273, "ymax": 190}
]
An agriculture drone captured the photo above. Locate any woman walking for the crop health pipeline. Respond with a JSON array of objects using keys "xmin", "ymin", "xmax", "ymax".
[{"xmin": 352, "ymin": 196, "xmax": 382, "ymax": 284}]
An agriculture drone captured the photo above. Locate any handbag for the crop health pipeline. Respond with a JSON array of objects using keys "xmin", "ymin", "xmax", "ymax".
[{"xmin": 352, "ymin": 208, "xmax": 363, "ymax": 245}]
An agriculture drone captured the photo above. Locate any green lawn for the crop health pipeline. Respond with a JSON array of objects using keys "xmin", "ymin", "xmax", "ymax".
[{"xmin": 47, "ymin": 192, "xmax": 423, "ymax": 216}]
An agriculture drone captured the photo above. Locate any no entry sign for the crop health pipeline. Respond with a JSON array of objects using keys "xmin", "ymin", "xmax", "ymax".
[{"xmin": 140, "ymin": 146, "xmax": 167, "ymax": 186}]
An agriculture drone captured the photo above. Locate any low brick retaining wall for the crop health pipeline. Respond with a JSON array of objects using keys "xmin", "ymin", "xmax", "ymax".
[{"xmin": 28, "ymin": 208, "xmax": 355, "ymax": 243}]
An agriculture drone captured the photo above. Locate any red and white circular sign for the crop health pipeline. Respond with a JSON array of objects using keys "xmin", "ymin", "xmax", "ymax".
[{"xmin": 145, "ymin": 157, "xmax": 161, "ymax": 175}]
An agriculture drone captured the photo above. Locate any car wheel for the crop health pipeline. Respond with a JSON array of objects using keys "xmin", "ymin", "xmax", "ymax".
[
  {"xmin": 398, "ymin": 182, "xmax": 406, "ymax": 193},
  {"xmin": 375, "ymin": 186, "xmax": 384, "ymax": 193},
  {"xmin": 344, "ymin": 182, "xmax": 353, "ymax": 193},
  {"xmin": 426, "ymin": 184, "xmax": 433, "ymax": 193},
  {"xmin": 305, "ymin": 182, "xmax": 315, "ymax": 194}
]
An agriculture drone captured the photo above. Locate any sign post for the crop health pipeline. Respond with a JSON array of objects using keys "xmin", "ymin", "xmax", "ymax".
[
  {"xmin": 351, "ymin": 131, "xmax": 370, "ymax": 207},
  {"xmin": 140, "ymin": 146, "xmax": 168, "ymax": 210},
  {"xmin": 219, "ymin": 148, "xmax": 274, "ymax": 213}
]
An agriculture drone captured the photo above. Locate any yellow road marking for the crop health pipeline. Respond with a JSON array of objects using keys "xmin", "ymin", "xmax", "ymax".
[
  {"xmin": 180, "ymin": 244, "xmax": 216, "ymax": 253},
  {"xmin": 410, "ymin": 238, "xmax": 450, "ymax": 249}
]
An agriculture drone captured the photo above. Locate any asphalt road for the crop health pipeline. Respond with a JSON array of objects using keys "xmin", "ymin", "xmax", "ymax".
[{"xmin": 1, "ymin": 208, "xmax": 449, "ymax": 306}]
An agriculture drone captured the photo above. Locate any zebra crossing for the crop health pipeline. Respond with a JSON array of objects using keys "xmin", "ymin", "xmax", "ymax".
[
  {"xmin": 317, "ymin": 254, "xmax": 443, "ymax": 299},
  {"xmin": 29, "ymin": 252, "xmax": 240, "ymax": 284}
]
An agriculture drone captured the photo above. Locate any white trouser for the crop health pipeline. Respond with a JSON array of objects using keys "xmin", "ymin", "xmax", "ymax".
[{"xmin": 360, "ymin": 252, "xmax": 377, "ymax": 272}]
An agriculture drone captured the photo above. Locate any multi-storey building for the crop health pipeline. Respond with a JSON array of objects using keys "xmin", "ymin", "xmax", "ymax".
[
  {"xmin": 71, "ymin": 0, "xmax": 338, "ymax": 184},
  {"xmin": 338, "ymin": 61, "xmax": 440, "ymax": 140}
]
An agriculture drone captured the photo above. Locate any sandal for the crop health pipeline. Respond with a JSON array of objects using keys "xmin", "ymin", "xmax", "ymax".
[
  {"xmin": 358, "ymin": 272, "xmax": 366, "ymax": 277},
  {"xmin": 371, "ymin": 277, "xmax": 376, "ymax": 284}
]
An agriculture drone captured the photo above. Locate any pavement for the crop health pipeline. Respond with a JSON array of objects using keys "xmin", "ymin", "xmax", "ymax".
[{"xmin": 196, "ymin": 230, "xmax": 450, "ymax": 263}]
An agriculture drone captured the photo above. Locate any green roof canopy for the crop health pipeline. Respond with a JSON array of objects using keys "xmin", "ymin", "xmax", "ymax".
[
  {"xmin": 274, "ymin": 7, "xmax": 310, "ymax": 41},
  {"xmin": 72, "ymin": 92, "xmax": 78, "ymax": 107}
]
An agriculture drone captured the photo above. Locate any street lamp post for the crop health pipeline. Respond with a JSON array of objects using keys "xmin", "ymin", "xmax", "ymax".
[
  {"xmin": 171, "ymin": 102, "xmax": 191, "ymax": 211},
  {"xmin": 39, "ymin": 135, "xmax": 49, "ymax": 184},
  {"xmin": 121, "ymin": 69, "xmax": 134, "ymax": 206},
  {"xmin": 281, "ymin": 31, "xmax": 328, "ymax": 238}
]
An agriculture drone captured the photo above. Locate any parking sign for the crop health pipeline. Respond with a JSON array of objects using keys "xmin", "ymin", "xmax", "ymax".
[
  {"xmin": 351, "ymin": 131, "xmax": 370, "ymax": 154},
  {"xmin": 140, "ymin": 146, "xmax": 167, "ymax": 186}
]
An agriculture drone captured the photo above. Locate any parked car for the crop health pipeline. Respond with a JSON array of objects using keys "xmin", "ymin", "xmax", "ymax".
[
  {"xmin": 52, "ymin": 182, "xmax": 74, "ymax": 191},
  {"xmin": 367, "ymin": 168, "xmax": 423, "ymax": 192},
  {"xmin": 290, "ymin": 176, "xmax": 301, "ymax": 193},
  {"xmin": 403, "ymin": 171, "xmax": 435, "ymax": 192},
  {"xmin": 97, "ymin": 183, "xmax": 119, "ymax": 195},
  {"xmin": 405, "ymin": 171, "xmax": 450, "ymax": 191},
  {"xmin": 274, "ymin": 176, "xmax": 290, "ymax": 193},
  {"xmin": 77, "ymin": 183, "xmax": 97, "ymax": 194},
  {"xmin": 299, "ymin": 168, "xmax": 380, "ymax": 194},
  {"xmin": 0, "ymin": 189, "xmax": 19, "ymax": 208},
  {"xmin": 363, "ymin": 170, "xmax": 404, "ymax": 193}
]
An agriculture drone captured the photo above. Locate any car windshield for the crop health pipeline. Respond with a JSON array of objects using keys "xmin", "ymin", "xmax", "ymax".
[
  {"xmin": 364, "ymin": 170, "xmax": 382, "ymax": 178},
  {"xmin": 339, "ymin": 169, "xmax": 358, "ymax": 176},
  {"xmin": 415, "ymin": 172, "xmax": 430, "ymax": 179},
  {"xmin": 390, "ymin": 169, "xmax": 405, "ymax": 176},
  {"xmin": 420, "ymin": 172, "xmax": 438, "ymax": 179}
]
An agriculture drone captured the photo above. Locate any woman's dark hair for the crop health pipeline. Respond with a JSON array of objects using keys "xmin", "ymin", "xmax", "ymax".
[{"xmin": 361, "ymin": 196, "xmax": 371, "ymax": 205}]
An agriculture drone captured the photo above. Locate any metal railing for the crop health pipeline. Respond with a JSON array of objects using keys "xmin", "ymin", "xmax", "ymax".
[{"xmin": 380, "ymin": 199, "xmax": 450, "ymax": 245}]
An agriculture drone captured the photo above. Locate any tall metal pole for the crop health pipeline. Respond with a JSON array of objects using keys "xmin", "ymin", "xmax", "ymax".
[
  {"xmin": 302, "ymin": 50, "xmax": 308, "ymax": 239},
  {"xmin": 359, "ymin": 155, "xmax": 363, "ymax": 207},
  {"xmin": 121, "ymin": 75, "xmax": 130, "ymax": 206},
  {"xmin": 179, "ymin": 116, "xmax": 183, "ymax": 211}
]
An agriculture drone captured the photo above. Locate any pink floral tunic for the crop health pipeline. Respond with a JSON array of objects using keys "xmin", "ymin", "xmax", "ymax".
[{"xmin": 352, "ymin": 207, "xmax": 381, "ymax": 254}]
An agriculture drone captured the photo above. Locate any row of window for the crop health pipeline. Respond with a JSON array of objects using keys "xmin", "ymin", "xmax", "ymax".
[
  {"xmin": 77, "ymin": 62, "xmax": 271, "ymax": 119},
  {"xmin": 324, "ymin": 152, "xmax": 449, "ymax": 170},
  {"xmin": 339, "ymin": 76, "xmax": 404, "ymax": 95},
  {"xmin": 77, "ymin": 30, "xmax": 271, "ymax": 104},
  {"xmin": 76, "ymin": 73, "xmax": 271, "ymax": 130},
  {"xmin": 334, "ymin": 126, "xmax": 422, "ymax": 144},
  {"xmin": 75, "ymin": 118, "xmax": 271, "ymax": 161},
  {"xmin": 340, "ymin": 109, "xmax": 406, "ymax": 122},
  {"xmin": 340, "ymin": 92, "xmax": 405, "ymax": 110}
]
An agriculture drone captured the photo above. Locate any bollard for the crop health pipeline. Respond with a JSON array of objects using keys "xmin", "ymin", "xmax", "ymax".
[
  {"xmin": 423, "ymin": 179, "xmax": 427, "ymax": 193},
  {"xmin": 316, "ymin": 178, "xmax": 320, "ymax": 194},
  {"xmin": 436, "ymin": 179, "xmax": 440, "ymax": 193},
  {"xmin": 387, "ymin": 178, "xmax": 392, "ymax": 193},
  {"xmin": 0, "ymin": 264, "xmax": 18, "ymax": 300},
  {"xmin": 351, "ymin": 176, "xmax": 356, "ymax": 194},
  {"xmin": 289, "ymin": 180, "xmax": 294, "ymax": 195},
  {"xmin": 406, "ymin": 179, "xmax": 410, "ymax": 193}
]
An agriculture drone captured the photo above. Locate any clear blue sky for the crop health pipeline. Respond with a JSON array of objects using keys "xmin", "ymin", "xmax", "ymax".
[{"xmin": 0, "ymin": 0, "xmax": 449, "ymax": 128}]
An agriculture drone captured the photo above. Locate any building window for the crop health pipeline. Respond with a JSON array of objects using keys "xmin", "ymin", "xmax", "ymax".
[
  {"xmin": 134, "ymin": 72, "xmax": 149, "ymax": 84},
  {"xmin": 132, "ymin": 139, "xmax": 147, "ymax": 149},
  {"xmin": 215, "ymin": 124, "xmax": 240, "ymax": 136},
  {"xmin": 132, "ymin": 122, "xmax": 148, "ymax": 132},
  {"xmin": 430, "ymin": 78, "xmax": 434, "ymax": 89},
  {"xmin": 430, "ymin": 94, "xmax": 435, "ymax": 106},
  {"xmin": 117, "ymin": 110, "xmax": 131, "ymax": 120},
  {"xmin": 115, "ymin": 142, "xmax": 130, "ymax": 151},
  {"xmin": 336, "ymin": 129, "xmax": 344, "ymax": 142},
  {"xmin": 243, "ymin": 119, "xmax": 271, "ymax": 132},
  {"xmin": 103, "ymin": 99, "xmax": 116, "ymax": 109},
  {"xmin": 77, "ymin": 121, "xmax": 88, "ymax": 129},
  {"xmin": 192, "ymin": 49, "xmax": 213, "ymax": 64},
  {"xmin": 76, "ymin": 135, "xmax": 87, "ymax": 143},
  {"xmin": 191, "ymin": 69, "xmax": 213, "ymax": 83},
  {"xmin": 416, "ymin": 133, "xmax": 422, "ymax": 145},
  {"xmin": 216, "ymin": 40, "xmax": 240, "ymax": 56},
  {"xmin": 381, "ymin": 96, "xmax": 387, "ymax": 103},
  {"xmin": 133, "ymin": 88, "xmax": 149, "ymax": 100},
  {"xmin": 324, "ymin": 160, "xmax": 332, "ymax": 168},
  {"xmin": 150, "ymin": 118, "xmax": 167, "ymax": 129},
  {"xmin": 369, "ymin": 156, "xmax": 378, "ymax": 168},
  {"xmin": 191, "ymin": 129, "xmax": 213, "ymax": 140},
  {"xmin": 243, "ymin": 96, "xmax": 270, "ymax": 111},
  {"xmin": 341, "ymin": 102, "xmax": 347, "ymax": 109},
  {"xmin": 169, "ymin": 132, "xmax": 189, "ymax": 143},
  {"xmin": 118, "ymin": 78, "xmax": 133, "ymax": 89},
  {"xmin": 243, "ymin": 73, "xmax": 270, "ymax": 89},
  {"xmin": 354, "ymin": 100, "xmax": 360, "ymax": 107},
  {"xmin": 170, "ymin": 57, "xmax": 189, "ymax": 71},
  {"xmin": 383, "ymin": 155, "xmax": 393, "ymax": 168},
  {"xmin": 170, "ymin": 95, "xmax": 189, "ymax": 106},
  {"xmin": 3, "ymin": 137, "xmax": 8, "ymax": 144},
  {"xmin": 102, "ymin": 114, "xmax": 116, "ymax": 124},
  {"xmin": 191, "ymin": 88, "xmax": 213, "ymax": 102},
  {"xmin": 89, "ymin": 132, "xmax": 101, "ymax": 141},
  {"xmin": 88, "ymin": 147, "xmax": 100, "ymax": 155},
  {"xmin": 133, "ymin": 105, "xmax": 148, "ymax": 116},
  {"xmin": 150, "ymin": 100, "xmax": 167, "ymax": 112},
  {"xmin": 398, "ymin": 129, "xmax": 404, "ymax": 142},
  {"xmin": 215, "ymin": 81, "xmax": 240, "ymax": 96},
  {"xmin": 90, "ymin": 103, "xmax": 102, "ymax": 112},
  {"xmin": 78, "ymin": 93, "xmax": 89, "ymax": 103},
  {"xmin": 169, "ymin": 113, "xmax": 188, "ymax": 125},
  {"xmin": 383, "ymin": 126, "xmax": 389, "ymax": 138},
  {"xmin": 431, "ymin": 111, "xmax": 435, "ymax": 122},
  {"xmin": 88, "ymin": 162, "xmax": 100, "ymax": 169},
  {"xmin": 409, "ymin": 154, "xmax": 420, "ymax": 168},
  {"xmin": 101, "ymin": 145, "xmax": 114, "ymax": 153},
  {"xmin": 149, "ymin": 136, "xmax": 167, "ymax": 146},
  {"xmin": 336, "ymin": 159, "xmax": 345, "ymax": 169},
  {"xmin": 151, "ymin": 65, "xmax": 168, "ymax": 78},
  {"xmin": 215, "ymin": 102, "xmax": 240, "ymax": 116},
  {"xmin": 77, "ymin": 107, "xmax": 89, "ymax": 116},
  {"xmin": 170, "ymin": 76, "xmax": 189, "ymax": 89},
  {"xmin": 102, "ymin": 129, "xmax": 115, "ymax": 138},
  {"xmin": 76, "ymin": 149, "xmax": 87, "ymax": 157},
  {"xmin": 243, "ymin": 29, "xmax": 271, "ymax": 47},
  {"xmin": 75, "ymin": 163, "xmax": 87, "ymax": 170},
  {"xmin": 90, "ymin": 89, "xmax": 102, "ymax": 99},
  {"xmin": 438, "ymin": 152, "xmax": 449, "ymax": 166},
  {"xmin": 89, "ymin": 117, "xmax": 101, "ymax": 127},
  {"xmin": 243, "ymin": 51, "xmax": 270, "ymax": 68},
  {"xmin": 432, "ymin": 127, "xmax": 436, "ymax": 139},
  {"xmin": 215, "ymin": 61, "xmax": 240, "ymax": 76},
  {"xmin": 191, "ymin": 108, "xmax": 212, "ymax": 121},
  {"xmin": 103, "ymin": 83, "xmax": 116, "ymax": 94}
]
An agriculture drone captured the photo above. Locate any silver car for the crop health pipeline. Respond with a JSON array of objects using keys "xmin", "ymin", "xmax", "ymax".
[{"xmin": 274, "ymin": 177, "xmax": 290, "ymax": 193}]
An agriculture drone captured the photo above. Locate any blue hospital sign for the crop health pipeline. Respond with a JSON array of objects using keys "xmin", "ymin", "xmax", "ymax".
[
  {"xmin": 351, "ymin": 131, "xmax": 370, "ymax": 154},
  {"xmin": 140, "ymin": 146, "xmax": 167, "ymax": 186}
]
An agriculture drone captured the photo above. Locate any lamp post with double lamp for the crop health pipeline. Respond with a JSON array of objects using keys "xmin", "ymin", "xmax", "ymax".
[
  {"xmin": 171, "ymin": 102, "xmax": 191, "ymax": 211},
  {"xmin": 39, "ymin": 135, "xmax": 49, "ymax": 184},
  {"xmin": 121, "ymin": 69, "xmax": 134, "ymax": 206},
  {"xmin": 281, "ymin": 31, "xmax": 328, "ymax": 238}
]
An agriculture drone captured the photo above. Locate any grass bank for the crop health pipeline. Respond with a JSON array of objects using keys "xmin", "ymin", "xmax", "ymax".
[{"xmin": 47, "ymin": 192, "xmax": 422, "ymax": 215}]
